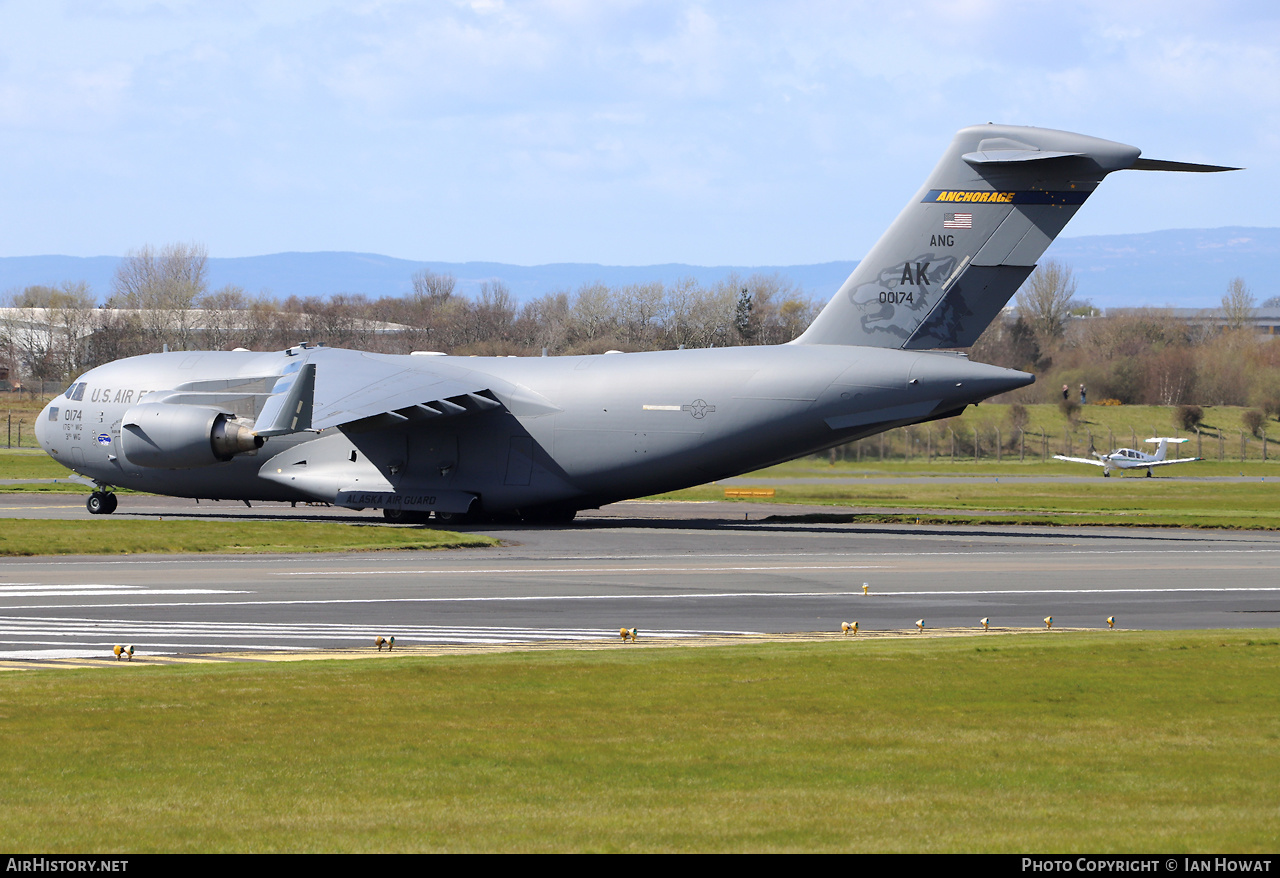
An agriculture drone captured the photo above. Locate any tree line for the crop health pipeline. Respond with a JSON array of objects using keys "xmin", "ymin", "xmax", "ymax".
[
  {"xmin": 4, "ymin": 244, "xmax": 1276, "ymax": 423},
  {"xmin": 973, "ymin": 262, "xmax": 1280, "ymax": 418},
  {"xmin": 0, "ymin": 243, "xmax": 820, "ymax": 386}
]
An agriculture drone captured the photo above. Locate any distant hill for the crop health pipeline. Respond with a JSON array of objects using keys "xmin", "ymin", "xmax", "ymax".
[
  {"xmin": 1, "ymin": 227, "xmax": 1275, "ymax": 310},
  {"xmin": 1044, "ymin": 227, "xmax": 1279, "ymax": 309},
  {"xmin": 0, "ymin": 252, "xmax": 859, "ymax": 306}
]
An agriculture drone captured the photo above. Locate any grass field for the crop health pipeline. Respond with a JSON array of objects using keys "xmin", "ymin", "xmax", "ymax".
[
  {"xmin": 0, "ymin": 448, "xmax": 76, "ymax": 479},
  {"xmin": 0, "ymin": 394, "xmax": 52, "ymax": 450},
  {"xmin": 751, "ymin": 457, "xmax": 1280, "ymax": 478},
  {"xmin": 657, "ymin": 475, "xmax": 1280, "ymax": 529},
  {"xmin": 1, "ymin": 631, "xmax": 1276, "ymax": 852},
  {"xmin": 0, "ymin": 519, "xmax": 497, "ymax": 555},
  {"xmin": 941, "ymin": 402, "xmax": 1275, "ymax": 450},
  {"xmin": 0, "ymin": 447, "xmax": 119, "ymax": 491}
]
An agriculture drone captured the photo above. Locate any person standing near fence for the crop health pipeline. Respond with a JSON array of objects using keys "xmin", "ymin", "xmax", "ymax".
[
  {"xmin": 1063, "ymin": 384, "xmax": 1069, "ymax": 401},
  {"xmin": 1079, "ymin": 384, "xmax": 1087, "ymax": 405}
]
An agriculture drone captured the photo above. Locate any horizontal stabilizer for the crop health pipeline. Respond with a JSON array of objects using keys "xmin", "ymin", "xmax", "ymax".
[{"xmin": 1131, "ymin": 158, "xmax": 1241, "ymax": 173}]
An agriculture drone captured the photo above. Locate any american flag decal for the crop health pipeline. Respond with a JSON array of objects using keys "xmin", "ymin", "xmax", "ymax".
[{"xmin": 943, "ymin": 212, "xmax": 973, "ymax": 229}]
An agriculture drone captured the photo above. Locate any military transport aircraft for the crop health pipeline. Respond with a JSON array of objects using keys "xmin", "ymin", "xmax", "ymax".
[
  {"xmin": 1055, "ymin": 438, "xmax": 1202, "ymax": 477},
  {"xmin": 35, "ymin": 124, "xmax": 1234, "ymax": 522}
]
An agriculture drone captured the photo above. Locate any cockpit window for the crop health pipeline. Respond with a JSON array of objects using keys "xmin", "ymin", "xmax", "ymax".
[{"xmin": 65, "ymin": 382, "xmax": 86, "ymax": 401}]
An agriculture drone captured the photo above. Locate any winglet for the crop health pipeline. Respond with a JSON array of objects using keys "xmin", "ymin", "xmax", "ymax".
[{"xmin": 255, "ymin": 363, "xmax": 316, "ymax": 437}]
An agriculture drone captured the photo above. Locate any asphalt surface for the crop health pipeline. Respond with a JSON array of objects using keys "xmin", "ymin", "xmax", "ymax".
[{"xmin": 0, "ymin": 494, "xmax": 1277, "ymax": 665}]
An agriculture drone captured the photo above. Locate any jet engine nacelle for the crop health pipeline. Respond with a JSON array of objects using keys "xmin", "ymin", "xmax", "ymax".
[{"xmin": 121, "ymin": 403, "xmax": 263, "ymax": 469}]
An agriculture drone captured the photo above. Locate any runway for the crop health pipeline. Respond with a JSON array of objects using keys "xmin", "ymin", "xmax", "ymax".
[{"xmin": 1, "ymin": 495, "xmax": 1278, "ymax": 666}]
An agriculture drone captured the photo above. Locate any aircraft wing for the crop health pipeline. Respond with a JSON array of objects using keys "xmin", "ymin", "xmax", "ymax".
[
  {"xmin": 1052, "ymin": 455, "xmax": 1106, "ymax": 467},
  {"xmin": 296, "ymin": 348, "xmax": 504, "ymax": 432},
  {"xmin": 246, "ymin": 347, "xmax": 506, "ymax": 436},
  {"xmin": 1146, "ymin": 457, "xmax": 1202, "ymax": 467}
]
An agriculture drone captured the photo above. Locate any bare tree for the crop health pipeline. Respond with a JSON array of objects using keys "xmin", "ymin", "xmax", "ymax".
[
  {"xmin": 776, "ymin": 297, "xmax": 819, "ymax": 344},
  {"xmin": 471, "ymin": 282, "xmax": 517, "ymax": 351},
  {"xmin": 5, "ymin": 282, "xmax": 97, "ymax": 383},
  {"xmin": 1194, "ymin": 329, "xmax": 1252, "ymax": 405},
  {"xmin": 617, "ymin": 282, "xmax": 665, "ymax": 348},
  {"xmin": 109, "ymin": 243, "xmax": 209, "ymax": 350},
  {"xmin": 1015, "ymin": 260, "xmax": 1078, "ymax": 354},
  {"xmin": 197, "ymin": 284, "xmax": 253, "ymax": 351},
  {"xmin": 683, "ymin": 282, "xmax": 736, "ymax": 349},
  {"xmin": 1221, "ymin": 277, "xmax": 1256, "ymax": 330},
  {"xmin": 46, "ymin": 282, "xmax": 96, "ymax": 380},
  {"xmin": 663, "ymin": 277, "xmax": 701, "ymax": 349},
  {"xmin": 570, "ymin": 282, "xmax": 619, "ymax": 346},
  {"xmin": 5, "ymin": 285, "xmax": 58, "ymax": 383},
  {"xmin": 84, "ymin": 308, "xmax": 148, "ymax": 366},
  {"xmin": 1144, "ymin": 345, "xmax": 1196, "ymax": 405},
  {"xmin": 969, "ymin": 311, "xmax": 1038, "ymax": 371},
  {"xmin": 515, "ymin": 292, "xmax": 571, "ymax": 354},
  {"xmin": 730, "ymin": 273, "xmax": 813, "ymax": 345},
  {"xmin": 410, "ymin": 269, "xmax": 456, "ymax": 304}
]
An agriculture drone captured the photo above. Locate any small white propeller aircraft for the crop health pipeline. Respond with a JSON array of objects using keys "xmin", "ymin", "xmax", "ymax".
[{"xmin": 1054, "ymin": 438, "xmax": 1202, "ymax": 477}]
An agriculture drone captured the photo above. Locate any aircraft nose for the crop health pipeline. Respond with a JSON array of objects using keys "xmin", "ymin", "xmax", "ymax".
[{"xmin": 34, "ymin": 401, "xmax": 54, "ymax": 453}]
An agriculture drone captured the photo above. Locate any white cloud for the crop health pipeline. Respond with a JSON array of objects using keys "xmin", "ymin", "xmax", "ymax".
[{"xmin": 0, "ymin": 1, "xmax": 1275, "ymax": 262}]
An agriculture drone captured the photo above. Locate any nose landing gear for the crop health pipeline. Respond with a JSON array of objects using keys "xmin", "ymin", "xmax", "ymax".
[{"xmin": 87, "ymin": 491, "xmax": 118, "ymax": 515}]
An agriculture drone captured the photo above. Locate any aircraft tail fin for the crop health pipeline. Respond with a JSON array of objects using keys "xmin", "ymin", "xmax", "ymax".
[
  {"xmin": 1146, "ymin": 437, "xmax": 1188, "ymax": 462},
  {"xmin": 794, "ymin": 124, "xmax": 1236, "ymax": 349}
]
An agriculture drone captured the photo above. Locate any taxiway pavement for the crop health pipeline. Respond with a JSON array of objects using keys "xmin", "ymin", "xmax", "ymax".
[{"xmin": 0, "ymin": 495, "xmax": 1277, "ymax": 664}]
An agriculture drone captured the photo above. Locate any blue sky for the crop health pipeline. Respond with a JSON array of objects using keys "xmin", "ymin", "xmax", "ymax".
[{"xmin": 0, "ymin": 0, "xmax": 1275, "ymax": 265}]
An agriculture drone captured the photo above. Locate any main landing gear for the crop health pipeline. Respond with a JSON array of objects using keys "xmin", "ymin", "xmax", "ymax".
[
  {"xmin": 87, "ymin": 491, "xmax": 118, "ymax": 515},
  {"xmin": 381, "ymin": 508, "xmax": 481, "ymax": 525},
  {"xmin": 380, "ymin": 507, "xmax": 579, "ymax": 526}
]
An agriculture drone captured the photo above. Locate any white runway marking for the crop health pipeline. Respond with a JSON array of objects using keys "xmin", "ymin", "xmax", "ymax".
[
  {"xmin": 272, "ymin": 549, "xmax": 1280, "ymax": 577},
  {"xmin": 0, "ymin": 649, "xmax": 122, "ymax": 660},
  {"xmin": 7, "ymin": 547, "xmax": 1280, "ymax": 575},
  {"xmin": 279, "ymin": 564, "xmax": 889, "ymax": 576},
  {"xmin": 4, "ymin": 585, "xmax": 1278, "ymax": 614},
  {"xmin": 0, "ymin": 585, "xmax": 140, "ymax": 591},
  {"xmin": 0, "ymin": 584, "xmax": 249, "ymax": 598}
]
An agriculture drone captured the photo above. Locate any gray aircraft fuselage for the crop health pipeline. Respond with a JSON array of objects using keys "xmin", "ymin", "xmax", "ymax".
[{"xmin": 35, "ymin": 343, "xmax": 1029, "ymax": 517}]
